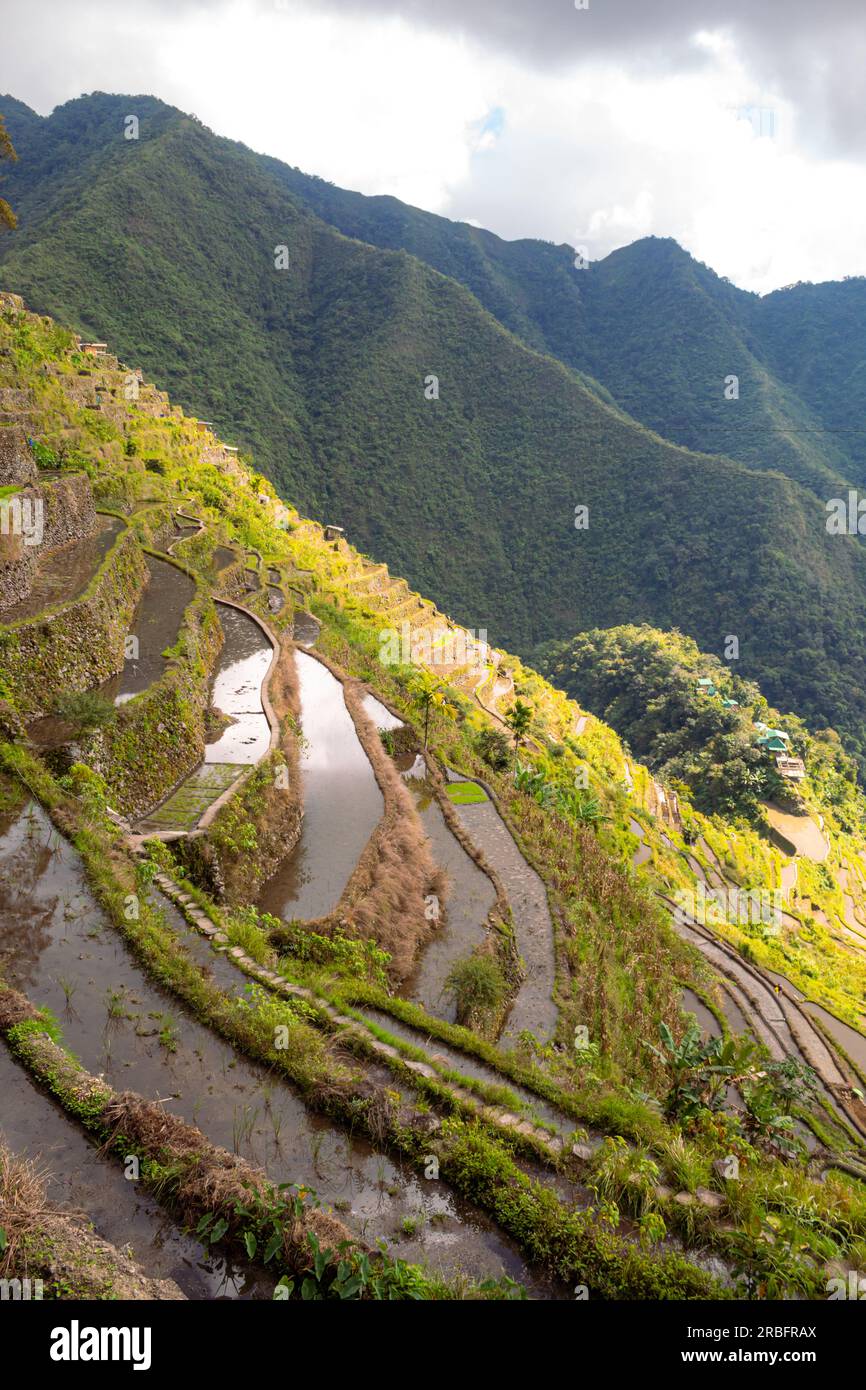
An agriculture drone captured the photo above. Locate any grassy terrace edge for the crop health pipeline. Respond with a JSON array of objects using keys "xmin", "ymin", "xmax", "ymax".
[{"xmin": 0, "ymin": 741, "xmax": 723, "ymax": 1300}]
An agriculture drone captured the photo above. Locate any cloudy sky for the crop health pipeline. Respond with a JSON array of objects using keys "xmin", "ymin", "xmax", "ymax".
[{"xmin": 2, "ymin": 0, "xmax": 866, "ymax": 292}]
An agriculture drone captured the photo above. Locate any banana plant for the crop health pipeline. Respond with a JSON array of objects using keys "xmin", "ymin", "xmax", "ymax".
[{"xmin": 645, "ymin": 1021, "xmax": 763, "ymax": 1120}]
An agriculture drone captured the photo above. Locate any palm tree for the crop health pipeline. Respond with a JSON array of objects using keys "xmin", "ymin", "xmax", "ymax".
[
  {"xmin": 408, "ymin": 671, "xmax": 457, "ymax": 749},
  {"xmin": 504, "ymin": 698, "xmax": 532, "ymax": 755}
]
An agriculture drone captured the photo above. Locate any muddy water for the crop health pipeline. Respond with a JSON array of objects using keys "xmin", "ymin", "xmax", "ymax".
[
  {"xmin": 206, "ymin": 605, "xmax": 272, "ymax": 765},
  {"xmin": 212, "ymin": 546, "xmax": 237, "ymax": 572},
  {"xmin": 259, "ymin": 652, "xmax": 383, "ymax": 923},
  {"xmin": 99, "ymin": 556, "xmax": 195, "ymax": 705},
  {"xmin": 0, "ymin": 516, "xmax": 123, "ymax": 625},
  {"xmin": 292, "ymin": 611, "xmax": 320, "ymax": 647},
  {"xmin": 680, "ymin": 988, "xmax": 722, "ymax": 1040},
  {"xmin": 763, "ymin": 804, "xmax": 829, "ymax": 862},
  {"xmin": 445, "ymin": 771, "xmax": 558, "ymax": 1047},
  {"xmin": 0, "ymin": 1046, "xmax": 262, "ymax": 1299},
  {"xmin": 695, "ymin": 838, "xmax": 727, "ymax": 891},
  {"xmin": 674, "ymin": 922, "xmax": 769, "ymax": 1047},
  {"xmin": 400, "ymin": 776, "xmax": 497, "ymax": 1023},
  {"xmin": 686, "ymin": 853, "xmax": 707, "ymax": 881},
  {"xmin": 630, "ymin": 817, "xmax": 651, "ymax": 868},
  {"xmin": 0, "ymin": 802, "xmax": 549, "ymax": 1293},
  {"xmin": 800, "ymin": 1002, "xmax": 866, "ymax": 1074},
  {"xmin": 150, "ymin": 892, "xmax": 569, "ymax": 1291},
  {"xmin": 361, "ymin": 692, "xmax": 404, "ymax": 732},
  {"xmin": 717, "ymin": 985, "xmax": 751, "ymax": 1037},
  {"xmin": 779, "ymin": 859, "xmax": 798, "ymax": 893}
]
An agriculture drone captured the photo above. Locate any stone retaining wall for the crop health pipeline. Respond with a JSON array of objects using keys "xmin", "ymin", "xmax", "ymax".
[
  {"xmin": 0, "ymin": 424, "xmax": 37, "ymax": 486},
  {"xmin": 0, "ymin": 531, "xmax": 35, "ymax": 610},
  {"xmin": 39, "ymin": 472, "xmax": 97, "ymax": 550},
  {"xmin": 0, "ymin": 473, "xmax": 98, "ymax": 612},
  {"xmin": 94, "ymin": 577, "xmax": 224, "ymax": 820},
  {"xmin": 0, "ymin": 529, "xmax": 147, "ymax": 715},
  {"xmin": 0, "ymin": 388, "xmax": 32, "ymax": 413}
]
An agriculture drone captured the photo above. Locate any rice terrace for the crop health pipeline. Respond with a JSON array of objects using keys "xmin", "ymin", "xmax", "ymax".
[{"xmin": 0, "ymin": 0, "xmax": 865, "ymax": 1372}]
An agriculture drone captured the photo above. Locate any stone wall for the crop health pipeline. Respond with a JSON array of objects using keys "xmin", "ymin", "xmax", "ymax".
[
  {"xmin": 0, "ymin": 388, "xmax": 32, "ymax": 413},
  {"xmin": 216, "ymin": 558, "xmax": 248, "ymax": 598},
  {"xmin": 0, "ymin": 473, "xmax": 98, "ymax": 612},
  {"xmin": 0, "ymin": 530, "xmax": 35, "ymax": 610},
  {"xmin": 0, "ymin": 530, "xmax": 147, "ymax": 715},
  {"xmin": 94, "ymin": 577, "xmax": 223, "ymax": 819},
  {"xmin": 0, "ymin": 425, "xmax": 37, "ymax": 486},
  {"xmin": 39, "ymin": 473, "xmax": 97, "ymax": 550}
]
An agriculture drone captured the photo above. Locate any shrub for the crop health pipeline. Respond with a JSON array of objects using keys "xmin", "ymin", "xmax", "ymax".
[
  {"xmin": 61, "ymin": 762, "xmax": 110, "ymax": 817},
  {"xmin": 53, "ymin": 691, "xmax": 117, "ymax": 740},
  {"xmin": 443, "ymin": 955, "xmax": 507, "ymax": 1024},
  {"xmin": 475, "ymin": 727, "xmax": 511, "ymax": 772}
]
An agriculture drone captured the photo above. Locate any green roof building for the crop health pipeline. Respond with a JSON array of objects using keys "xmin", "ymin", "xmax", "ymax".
[{"xmin": 757, "ymin": 734, "xmax": 788, "ymax": 753}]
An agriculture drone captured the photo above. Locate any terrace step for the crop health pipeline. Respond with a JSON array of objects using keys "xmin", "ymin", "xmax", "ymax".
[{"xmin": 139, "ymin": 763, "xmax": 240, "ymax": 831}]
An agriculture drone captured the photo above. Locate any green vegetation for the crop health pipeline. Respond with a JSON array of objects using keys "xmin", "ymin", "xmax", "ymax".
[
  {"xmin": 542, "ymin": 623, "xmax": 866, "ymax": 827},
  {"xmin": 504, "ymin": 698, "xmax": 533, "ymax": 754},
  {"xmin": 443, "ymin": 954, "xmax": 507, "ymax": 1025},
  {"xmin": 52, "ymin": 691, "xmax": 117, "ymax": 740},
  {"xmin": 0, "ymin": 284, "xmax": 865, "ymax": 1303},
  {"xmin": 5, "ymin": 94, "xmax": 866, "ymax": 771},
  {"xmin": 0, "ymin": 112, "xmax": 17, "ymax": 231},
  {"xmin": 445, "ymin": 780, "xmax": 487, "ymax": 805},
  {"xmin": 264, "ymin": 168, "xmax": 866, "ymax": 498},
  {"xmin": 474, "ymin": 726, "xmax": 511, "ymax": 771},
  {"xmin": 408, "ymin": 672, "xmax": 457, "ymax": 749},
  {"xmin": 0, "ymin": 749, "xmax": 725, "ymax": 1299}
]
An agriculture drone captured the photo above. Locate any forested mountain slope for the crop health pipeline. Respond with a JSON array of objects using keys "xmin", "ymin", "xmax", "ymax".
[
  {"xmin": 3, "ymin": 94, "xmax": 866, "ymax": 769},
  {"xmin": 269, "ymin": 162, "xmax": 866, "ymax": 493}
]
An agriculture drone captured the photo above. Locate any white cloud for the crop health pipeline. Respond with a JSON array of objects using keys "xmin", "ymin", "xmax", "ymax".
[
  {"xmin": 2, "ymin": 0, "xmax": 866, "ymax": 291},
  {"xmin": 152, "ymin": 2, "xmax": 491, "ymax": 211},
  {"xmin": 439, "ymin": 42, "xmax": 866, "ymax": 292}
]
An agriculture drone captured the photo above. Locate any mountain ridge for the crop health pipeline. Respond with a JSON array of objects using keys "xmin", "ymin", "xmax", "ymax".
[{"xmin": 3, "ymin": 92, "xmax": 866, "ymax": 772}]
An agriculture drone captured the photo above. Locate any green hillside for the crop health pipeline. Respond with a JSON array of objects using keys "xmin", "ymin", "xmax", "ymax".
[
  {"xmin": 4, "ymin": 94, "xmax": 866, "ymax": 773},
  {"xmin": 3, "ymin": 288, "xmax": 866, "ymax": 1303},
  {"xmin": 542, "ymin": 624, "xmax": 865, "ymax": 826},
  {"xmin": 267, "ymin": 163, "xmax": 866, "ymax": 493}
]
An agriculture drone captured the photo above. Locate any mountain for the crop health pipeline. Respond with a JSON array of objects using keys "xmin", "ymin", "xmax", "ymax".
[
  {"xmin": 7, "ymin": 292, "xmax": 866, "ymax": 1302},
  {"xmin": 268, "ymin": 164, "xmax": 866, "ymax": 495},
  {"xmin": 4, "ymin": 93, "xmax": 866, "ymax": 773}
]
